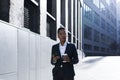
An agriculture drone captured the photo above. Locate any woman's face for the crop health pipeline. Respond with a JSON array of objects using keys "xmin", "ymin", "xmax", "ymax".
[{"xmin": 58, "ymin": 29, "xmax": 66, "ymax": 43}]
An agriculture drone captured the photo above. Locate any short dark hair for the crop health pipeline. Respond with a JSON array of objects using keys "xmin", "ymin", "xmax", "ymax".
[{"xmin": 57, "ymin": 27, "xmax": 65, "ymax": 34}]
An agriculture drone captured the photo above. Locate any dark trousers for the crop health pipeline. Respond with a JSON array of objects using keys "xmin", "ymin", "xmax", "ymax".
[{"xmin": 53, "ymin": 68, "xmax": 74, "ymax": 80}]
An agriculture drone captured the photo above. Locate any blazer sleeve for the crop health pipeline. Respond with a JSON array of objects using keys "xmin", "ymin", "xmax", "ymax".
[
  {"xmin": 70, "ymin": 44, "xmax": 79, "ymax": 64},
  {"xmin": 51, "ymin": 45, "xmax": 62, "ymax": 66},
  {"xmin": 51, "ymin": 45, "xmax": 56, "ymax": 65}
]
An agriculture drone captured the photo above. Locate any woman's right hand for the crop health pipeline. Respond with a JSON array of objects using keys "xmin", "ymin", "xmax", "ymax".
[{"xmin": 52, "ymin": 55, "xmax": 60, "ymax": 63}]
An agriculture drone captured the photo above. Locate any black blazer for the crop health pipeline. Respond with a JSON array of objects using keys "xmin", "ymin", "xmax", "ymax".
[{"xmin": 51, "ymin": 43, "xmax": 79, "ymax": 77}]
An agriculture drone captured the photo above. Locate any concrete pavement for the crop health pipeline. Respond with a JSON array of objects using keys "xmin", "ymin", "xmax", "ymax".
[{"xmin": 74, "ymin": 56, "xmax": 120, "ymax": 80}]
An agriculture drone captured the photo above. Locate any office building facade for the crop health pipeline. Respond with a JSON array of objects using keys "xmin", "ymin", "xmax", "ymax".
[
  {"xmin": 82, "ymin": 0, "xmax": 117, "ymax": 56},
  {"xmin": 117, "ymin": 1, "xmax": 120, "ymax": 55},
  {"xmin": 0, "ymin": 0, "xmax": 82, "ymax": 80}
]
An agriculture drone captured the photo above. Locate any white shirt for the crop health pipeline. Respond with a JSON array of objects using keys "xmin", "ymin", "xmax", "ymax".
[{"xmin": 59, "ymin": 42, "xmax": 67, "ymax": 57}]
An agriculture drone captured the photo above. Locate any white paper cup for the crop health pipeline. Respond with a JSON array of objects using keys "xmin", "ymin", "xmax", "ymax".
[{"xmin": 62, "ymin": 54, "xmax": 68, "ymax": 63}]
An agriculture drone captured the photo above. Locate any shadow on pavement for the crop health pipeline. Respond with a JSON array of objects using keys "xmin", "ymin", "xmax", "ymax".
[
  {"xmin": 79, "ymin": 57, "xmax": 105, "ymax": 69},
  {"xmin": 83, "ymin": 57, "xmax": 105, "ymax": 63}
]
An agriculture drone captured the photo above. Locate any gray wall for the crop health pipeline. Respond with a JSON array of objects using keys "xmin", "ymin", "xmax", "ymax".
[{"xmin": 0, "ymin": 21, "xmax": 55, "ymax": 80}]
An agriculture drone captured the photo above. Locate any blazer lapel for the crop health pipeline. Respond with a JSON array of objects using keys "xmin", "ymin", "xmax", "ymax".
[
  {"xmin": 64, "ymin": 43, "xmax": 69, "ymax": 55},
  {"xmin": 56, "ymin": 44, "xmax": 61, "ymax": 57}
]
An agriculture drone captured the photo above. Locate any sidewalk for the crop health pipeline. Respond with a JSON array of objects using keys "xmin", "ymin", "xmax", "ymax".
[{"xmin": 74, "ymin": 56, "xmax": 120, "ymax": 80}]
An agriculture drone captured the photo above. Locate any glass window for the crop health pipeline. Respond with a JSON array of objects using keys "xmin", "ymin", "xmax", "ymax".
[
  {"xmin": 94, "ymin": 11, "xmax": 100, "ymax": 26},
  {"xmin": 24, "ymin": 0, "xmax": 40, "ymax": 34},
  {"xmin": 73, "ymin": 0, "xmax": 75, "ymax": 36},
  {"xmin": 24, "ymin": 7, "xmax": 29, "ymax": 28},
  {"xmin": 73, "ymin": 36, "xmax": 76, "ymax": 43},
  {"xmin": 77, "ymin": 40, "xmax": 79, "ymax": 49},
  {"xmin": 0, "ymin": 0, "xmax": 10, "ymax": 22},
  {"xmin": 94, "ymin": 46, "xmax": 99, "ymax": 51},
  {"xmin": 119, "ymin": 30, "xmax": 120, "ymax": 35},
  {"xmin": 106, "ymin": 0, "xmax": 110, "ymax": 5},
  {"xmin": 94, "ymin": 30, "xmax": 100, "ymax": 42},
  {"xmin": 68, "ymin": 0, "xmax": 71, "ymax": 32},
  {"xmin": 93, "ymin": 0, "xmax": 99, "ymax": 8},
  {"xmin": 84, "ymin": 25, "xmax": 92, "ymax": 40},
  {"xmin": 61, "ymin": 0, "xmax": 66, "ymax": 26},
  {"xmin": 100, "ymin": 2, "xmax": 105, "ymax": 15},
  {"xmin": 106, "ymin": 9, "xmax": 110, "ymax": 20},
  {"xmin": 110, "ymin": 14, "xmax": 114, "ymax": 24},
  {"xmin": 101, "ymin": 18, "xmax": 106, "ymax": 30},
  {"xmin": 47, "ymin": 0, "xmax": 56, "ymax": 40},
  {"xmin": 114, "ymin": 18, "xmax": 117, "ymax": 26},
  {"xmin": 47, "ymin": 15, "xmax": 56, "ymax": 40},
  {"xmin": 101, "ymin": 34, "xmax": 106, "ymax": 44},
  {"xmin": 68, "ymin": 33, "xmax": 71, "ymax": 42},
  {"xmin": 47, "ymin": 0, "xmax": 56, "ymax": 18},
  {"xmin": 84, "ymin": 44, "xmax": 92, "ymax": 50},
  {"xmin": 107, "ymin": 48, "xmax": 109, "ymax": 52},
  {"xmin": 83, "ymin": 3, "xmax": 92, "ymax": 21},
  {"xmin": 101, "ymin": 47, "xmax": 106, "ymax": 52},
  {"xmin": 106, "ymin": 36, "xmax": 110, "ymax": 45},
  {"xmin": 106, "ymin": 23, "xmax": 110, "ymax": 33}
]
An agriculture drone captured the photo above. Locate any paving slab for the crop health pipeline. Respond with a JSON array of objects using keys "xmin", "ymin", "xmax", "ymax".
[{"xmin": 75, "ymin": 56, "xmax": 120, "ymax": 80}]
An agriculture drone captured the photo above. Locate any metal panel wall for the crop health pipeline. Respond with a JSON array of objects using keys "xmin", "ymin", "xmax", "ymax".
[
  {"xmin": 0, "ymin": 21, "xmax": 57, "ymax": 80},
  {"xmin": 35, "ymin": 35, "xmax": 41, "ymax": 80},
  {"xmin": 39, "ymin": 37, "xmax": 54, "ymax": 80},
  {"xmin": 0, "ymin": 22, "xmax": 17, "ymax": 80},
  {"xmin": 29, "ymin": 33, "xmax": 36, "ymax": 80},
  {"xmin": 17, "ymin": 29, "xmax": 29, "ymax": 80}
]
